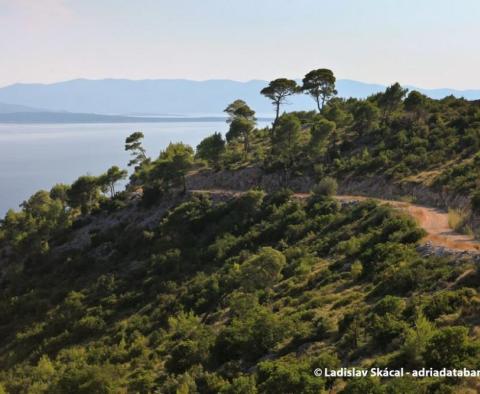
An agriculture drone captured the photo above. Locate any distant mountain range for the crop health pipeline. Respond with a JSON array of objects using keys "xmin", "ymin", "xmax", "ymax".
[
  {"xmin": 0, "ymin": 112, "xmax": 246, "ymax": 124},
  {"xmin": 0, "ymin": 102, "xmax": 49, "ymax": 114},
  {"xmin": 0, "ymin": 78, "xmax": 479, "ymax": 122}
]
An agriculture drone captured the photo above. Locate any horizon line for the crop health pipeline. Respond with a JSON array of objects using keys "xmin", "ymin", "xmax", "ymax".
[{"xmin": 1, "ymin": 77, "xmax": 480, "ymax": 92}]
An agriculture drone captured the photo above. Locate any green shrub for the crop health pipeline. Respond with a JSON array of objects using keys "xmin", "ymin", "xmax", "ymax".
[
  {"xmin": 424, "ymin": 326, "xmax": 479, "ymax": 369},
  {"xmin": 313, "ymin": 177, "xmax": 338, "ymax": 197}
]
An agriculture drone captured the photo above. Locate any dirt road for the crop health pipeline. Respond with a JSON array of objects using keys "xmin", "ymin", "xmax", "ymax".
[
  {"xmin": 190, "ymin": 189, "xmax": 480, "ymax": 252},
  {"xmin": 335, "ymin": 195, "xmax": 480, "ymax": 252}
]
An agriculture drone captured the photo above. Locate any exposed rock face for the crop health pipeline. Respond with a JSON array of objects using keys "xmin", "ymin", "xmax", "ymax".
[
  {"xmin": 50, "ymin": 193, "xmax": 187, "ymax": 260},
  {"xmin": 186, "ymin": 167, "xmax": 316, "ymax": 193},
  {"xmin": 416, "ymin": 242, "xmax": 480, "ymax": 261},
  {"xmin": 187, "ymin": 167, "xmax": 471, "ymax": 208},
  {"xmin": 337, "ymin": 176, "xmax": 470, "ymax": 211}
]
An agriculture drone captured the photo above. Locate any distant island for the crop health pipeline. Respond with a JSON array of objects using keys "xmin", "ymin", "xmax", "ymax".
[
  {"xmin": 0, "ymin": 78, "xmax": 479, "ymax": 121},
  {"xmin": 0, "ymin": 111, "xmax": 274, "ymax": 124}
]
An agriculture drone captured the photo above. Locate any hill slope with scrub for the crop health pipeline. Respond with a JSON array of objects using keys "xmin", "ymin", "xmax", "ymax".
[{"xmin": 2, "ymin": 69, "xmax": 480, "ymax": 393}]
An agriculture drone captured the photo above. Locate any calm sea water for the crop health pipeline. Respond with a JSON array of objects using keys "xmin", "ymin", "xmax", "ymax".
[{"xmin": 0, "ymin": 121, "xmax": 267, "ymax": 216}]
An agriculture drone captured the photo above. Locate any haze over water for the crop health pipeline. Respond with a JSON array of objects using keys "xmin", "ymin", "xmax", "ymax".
[{"xmin": 0, "ymin": 121, "xmax": 265, "ymax": 216}]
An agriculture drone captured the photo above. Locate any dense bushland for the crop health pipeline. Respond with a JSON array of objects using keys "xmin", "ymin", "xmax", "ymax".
[
  {"xmin": 1, "ymin": 69, "xmax": 480, "ymax": 392},
  {"xmin": 1, "ymin": 189, "xmax": 480, "ymax": 392}
]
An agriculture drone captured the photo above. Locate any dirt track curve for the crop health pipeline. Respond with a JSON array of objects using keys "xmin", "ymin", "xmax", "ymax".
[
  {"xmin": 190, "ymin": 190, "xmax": 480, "ymax": 252},
  {"xmin": 334, "ymin": 195, "xmax": 480, "ymax": 252}
]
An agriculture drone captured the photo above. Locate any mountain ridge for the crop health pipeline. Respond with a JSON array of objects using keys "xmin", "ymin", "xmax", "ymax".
[
  {"xmin": 1, "ymin": 78, "xmax": 479, "ymax": 116},
  {"xmin": 0, "ymin": 102, "xmax": 50, "ymax": 114}
]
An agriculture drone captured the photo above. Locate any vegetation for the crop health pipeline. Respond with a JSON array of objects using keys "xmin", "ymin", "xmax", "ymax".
[
  {"xmin": 5, "ymin": 183, "xmax": 479, "ymax": 393},
  {"xmin": 201, "ymin": 69, "xmax": 480, "ymax": 230},
  {"xmin": 1, "ymin": 68, "xmax": 480, "ymax": 392},
  {"xmin": 125, "ymin": 131, "xmax": 148, "ymax": 168},
  {"xmin": 447, "ymin": 208, "xmax": 470, "ymax": 234},
  {"xmin": 260, "ymin": 78, "xmax": 300, "ymax": 126},
  {"xmin": 302, "ymin": 68, "xmax": 337, "ymax": 111},
  {"xmin": 224, "ymin": 100, "xmax": 256, "ymax": 156},
  {"xmin": 195, "ymin": 132, "xmax": 225, "ymax": 169},
  {"xmin": 100, "ymin": 166, "xmax": 128, "ymax": 198},
  {"xmin": 313, "ymin": 177, "xmax": 338, "ymax": 197}
]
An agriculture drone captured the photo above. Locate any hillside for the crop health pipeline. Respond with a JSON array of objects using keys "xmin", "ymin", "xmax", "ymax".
[
  {"xmin": 0, "ymin": 102, "xmax": 47, "ymax": 114},
  {"xmin": 0, "ymin": 78, "xmax": 479, "ymax": 116},
  {"xmin": 3, "ymin": 188, "xmax": 480, "ymax": 393},
  {"xmin": 2, "ymin": 78, "xmax": 480, "ymax": 392}
]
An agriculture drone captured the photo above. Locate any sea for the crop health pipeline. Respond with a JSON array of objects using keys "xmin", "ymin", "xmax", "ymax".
[{"xmin": 0, "ymin": 120, "xmax": 268, "ymax": 216}]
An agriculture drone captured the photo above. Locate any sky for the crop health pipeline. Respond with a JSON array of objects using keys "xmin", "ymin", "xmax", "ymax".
[{"xmin": 0, "ymin": 0, "xmax": 479, "ymax": 89}]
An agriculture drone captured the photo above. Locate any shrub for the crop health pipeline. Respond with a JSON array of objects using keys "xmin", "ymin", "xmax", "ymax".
[
  {"xmin": 214, "ymin": 307, "xmax": 291, "ymax": 363},
  {"xmin": 220, "ymin": 376, "xmax": 257, "ymax": 394},
  {"xmin": 239, "ymin": 247, "xmax": 286, "ymax": 291},
  {"xmin": 399, "ymin": 312, "xmax": 435, "ymax": 369},
  {"xmin": 370, "ymin": 313, "xmax": 407, "ymax": 348},
  {"xmin": 350, "ymin": 260, "xmax": 363, "ymax": 279},
  {"xmin": 447, "ymin": 208, "xmax": 468, "ymax": 232},
  {"xmin": 424, "ymin": 326, "xmax": 479, "ymax": 369},
  {"xmin": 313, "ymin": 177, "xmax": 338, "ymax": 197},
  {"xmin": 256, "ymin": 358, "xmax": 326, "ymax": 394},
  {"xmin": 471, "ymin": 191, "xmax": 480, "ymax": 214},
  {"xmin": 340, "ymin": 376, "xmax": 383, "ymax": 394},
  {"xmin": 423, "ymin": 289, "xmax": 474, "ymax": 321}
]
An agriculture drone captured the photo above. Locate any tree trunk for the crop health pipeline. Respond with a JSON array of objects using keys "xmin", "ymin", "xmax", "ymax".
[
  {"xmin": 272, "ymin": 101, "xmax": 280, "ymax": 137},
  {"xmin": 243, "ymin": 131, "xmax": 249, "ymax": 157},
  {"xmin": 182, "ymin": 175, "xmax": 186, "ymax": 194}
]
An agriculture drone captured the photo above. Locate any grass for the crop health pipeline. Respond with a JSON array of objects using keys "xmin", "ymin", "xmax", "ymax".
[
  {"xmin": 399, "ymin": 195, "xmax": 415, "ymax": 204},
  {"xmin": 448, "ymin": 208, "xmax": 472, "ymax": 235}
]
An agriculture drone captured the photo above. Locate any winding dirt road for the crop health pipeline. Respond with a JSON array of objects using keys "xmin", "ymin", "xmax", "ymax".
[
  {"xmin": 334, "ymin": 195, "xmax": 480, "ymax": 252},
  {"xmin": 190, "ymin": 190, "xmax": 480, "ymax": 252}
]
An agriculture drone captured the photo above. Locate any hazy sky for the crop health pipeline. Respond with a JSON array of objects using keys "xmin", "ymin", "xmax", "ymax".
[{"xmin": 1, "ymin": 0, "xmax": 479, "ymax": 88}]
